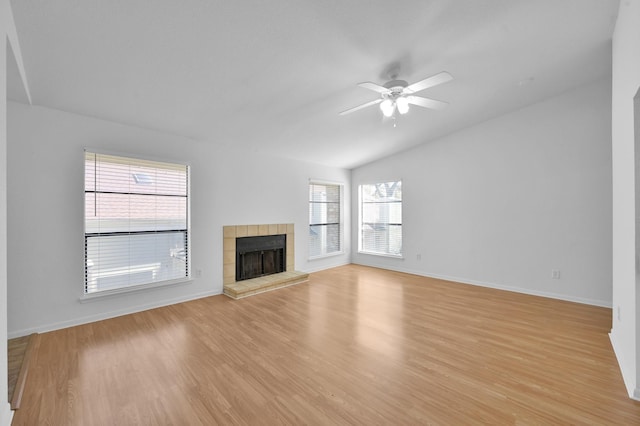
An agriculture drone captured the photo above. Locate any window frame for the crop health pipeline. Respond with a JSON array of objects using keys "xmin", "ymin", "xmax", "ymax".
[
  {"xmin": 308, "ymin": 179, "xmax": 344, "ymax": 260},
  {"xmin": 82, "ymin": 149, "xmax": 191, "ymax": 299},
  {"xmin": 358, "ymin": 180, "xmax": 403, "ymax": 258}
]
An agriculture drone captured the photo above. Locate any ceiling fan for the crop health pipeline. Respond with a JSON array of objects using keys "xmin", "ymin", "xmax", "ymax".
[{"xmin": 339, "ymin": 71, "xmax": 453, "ymax": 118}]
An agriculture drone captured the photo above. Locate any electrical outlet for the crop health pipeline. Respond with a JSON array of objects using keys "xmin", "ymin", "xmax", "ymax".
[
  {"xmin": 617, "ymin": 306, "xmax": 621, "ymax": 321},
  {"xmin": 195, "ymin": 269, "xmax": 202, "ymax": 278},
  {"xmin": 416, "ymin": 254, "xmax": 422, "ymax": 261},
  {"xmin": 551, "ymin": 269, "xmax": 561, "ymax": 279}
]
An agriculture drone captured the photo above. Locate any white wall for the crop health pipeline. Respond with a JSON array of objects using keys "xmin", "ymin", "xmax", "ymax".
[
  {"xmin": 611, "ymin": 0, "xmax": 640, "ymax": 400},
  {"xmin": 2, "ymin": 0, "xmax": 29, "ymax": 423},
  {"xmin": 7, "ymin": 102, "xmax": 350, "ymax": 337},
  {"xmin": 352, "ymin": 78, "xmax": 612, "ymax": 307},
  {"xmin": 0, "ymin": 32, "xmax": 9, "ymax": 426}
]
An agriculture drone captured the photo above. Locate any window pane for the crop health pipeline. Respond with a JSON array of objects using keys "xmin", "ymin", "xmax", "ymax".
[
  {"xmin": 310, "ymin": 184, "xmax": 340, "ymax": 202},
  {"xmin": 309, "ymin": 224, "xmax": 340, "ymax": 257},
  {"xmin": 309, "ymin": 202, "xmax": 325, "ymax": 224},
  {"xmin": 309, "ymin": 202, "xmax": 340, "ymax": 225},
  {"xmin": 359, "ymin": 181, "xmax": 402, "ymax": 256},
  {"xmin": 86, "ymin": 232, "xmax": 188, "ymax": 293},
  {"xmin": 87, "ymin": 152, "xmax": 187, "ymax": 196},
  {"xmin": 309, "ymin": 183, "xmax": 341, "ymax": 257},
  {"xmin": 85, "ymin": 151, "xmax": 189, "ymax": 294},
  {"xmin": 85, "ymin": 193, "xmax": 187, "ymax": 233},
  {"xmin": 326, "ymin": 202, "xmax": 340, "ymax": 223}
]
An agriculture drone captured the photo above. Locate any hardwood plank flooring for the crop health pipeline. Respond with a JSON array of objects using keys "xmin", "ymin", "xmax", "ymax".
[{"xmin": 11, "ymin": 264, "xmax": 640, "ymax": 425}]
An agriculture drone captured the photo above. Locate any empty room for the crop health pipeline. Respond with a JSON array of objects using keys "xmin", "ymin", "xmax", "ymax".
[{"xmin": 1, "ymin": 0, "xmax": 640, "ymax": 424}]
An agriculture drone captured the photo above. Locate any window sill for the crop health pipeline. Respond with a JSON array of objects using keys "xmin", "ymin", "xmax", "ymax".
[
  {"xmin": 79, "ymin": 277, "xmax": 193, "ymax": 303},
  {"xmin": 357, "ymin": 251, "xmax": 404, "ymax": 259},
  {"xmin": 308, "ymin": 251, "xmax": 345, "ymax": 261}
]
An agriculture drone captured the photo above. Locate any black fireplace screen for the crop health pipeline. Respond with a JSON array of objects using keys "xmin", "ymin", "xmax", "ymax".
[{"xmin": 236, "ymin": 234, "xmax": 286, "ymax": 281}]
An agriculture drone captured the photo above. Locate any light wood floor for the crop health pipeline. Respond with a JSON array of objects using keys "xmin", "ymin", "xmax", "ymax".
[{"xmin": 11, "ymin": 265, "xmax": 640, "ymax": 425}]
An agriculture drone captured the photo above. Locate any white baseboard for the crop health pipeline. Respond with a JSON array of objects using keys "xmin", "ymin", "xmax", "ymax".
[
  {"xmin": 609, "ymin": 331, "xmax": 639, "ymax": 400},
  {"xmin": 303, "ymin": 260, "xmax": 351, "ymax": 274},
  {"xmin": 423, "ymin": 270, "xmax": 611, "ymax": 308},
  {"xmin": 8, "ymin": 289, "xmax": 222, "ymax": 338},
  {"xmin": 352, "ymin": 261, "xmax": 612, "ymax": 308},
  {"xmin": 0, "ymin": 402, "xmax": 13, "ymax": 426}
]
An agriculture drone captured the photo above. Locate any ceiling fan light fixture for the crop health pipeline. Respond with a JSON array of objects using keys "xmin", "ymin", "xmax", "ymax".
[
  {"xmin": 380, "ymin": 99, "xmax": 395, "ymax": 117},
  {"xmin": 340, "ymin": 71, "xmax": 452, "ymax": 117},
  {"xmin": 396, "ymin": 96, "xmax": 410, "ymax": 114}
]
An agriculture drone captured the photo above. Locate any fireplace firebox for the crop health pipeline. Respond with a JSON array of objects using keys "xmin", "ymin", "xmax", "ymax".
[{"xmin": 236, "ymin": 234, "xmax": 286, "ymax": 281}]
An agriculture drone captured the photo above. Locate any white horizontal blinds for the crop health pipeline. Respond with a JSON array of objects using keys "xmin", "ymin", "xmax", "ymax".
[
  {"xmin": 84, "ymin": 152, "xmax": 189, "ymax": 294},
  {"xmin": 309, "ymin": 183, "xmax": 341, "ymax": 257},
  {"xmin": 360, "ymin": 181, "xmax": 402, "ymax": 256}
]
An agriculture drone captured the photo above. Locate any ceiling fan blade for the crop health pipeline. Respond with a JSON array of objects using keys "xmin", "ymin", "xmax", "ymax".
[
  {"xmin": 406, "ymin": 95, "xmax": 449, "ymax": 110},
  {"xmin": 404, "ymin": 71, "xmax": 453, "ymax": 94},
  {"xmin": 339, "ymin": 98, "xmax": 382, "ymax": 115},
  {"xmin": 357, "ymin": 82, "xmax": 390, "ymax": 94}
]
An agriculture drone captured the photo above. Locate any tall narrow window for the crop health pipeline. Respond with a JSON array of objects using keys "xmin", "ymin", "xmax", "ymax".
[
  {"xmin": 84, "ymin": 151, "xmax": 189, "ymax": 294},
  {"xmin": 309, "ymin": 182, "xmax": 342, "ymax": 258},
  {"xmin": 359, "ymin": 181, "xmax": 402, "ymax": 256}
]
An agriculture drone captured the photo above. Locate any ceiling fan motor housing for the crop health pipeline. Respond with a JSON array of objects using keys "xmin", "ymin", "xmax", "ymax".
[{"xmin": 383, "ymin": 80, "xmax": 409, "ymax": 98}]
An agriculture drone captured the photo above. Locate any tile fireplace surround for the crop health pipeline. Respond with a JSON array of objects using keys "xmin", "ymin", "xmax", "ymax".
[{"xmin": 222, "ymin": 223, "xmax": 309, "ymax": 299}]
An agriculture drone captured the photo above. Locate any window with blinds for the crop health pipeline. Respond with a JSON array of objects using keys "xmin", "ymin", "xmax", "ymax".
[
  {"xmin": 359, "ymin": 181, "xmax": 402, "ymax": 256},
  {"xmin": 84, "ymin": 151, "xmax": 190, "ymax": 294},
  {"xmin": 309, "ymin": 182, "xmax": 342, "ymax": 258}
]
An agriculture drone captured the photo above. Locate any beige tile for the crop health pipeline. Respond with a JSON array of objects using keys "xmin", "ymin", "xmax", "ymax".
[
  {"xmin": 236, "ymin": 225, "xmax": 248, "ymax": 238},
  {"xmin": 223, "ymin": 226, "xmax": 236, "ymax": 239},
  {"xmin": 223, "ymin": 263, "xmax": 235, "ymax": 278},
  {"xmin": 223, "ymin": 237, "xmax": 236, "ymax": 252},
  {"xmin": 223, "ymin": 250, "xmax": 235, "ymax": 264},
  {"xmin": 268, "ymin": 224, "xmax": 278, "ymax": 235},
  {"xmin": 247, "ymin": 225, "xmax": 258, "ymax": 236},
  {"xmin": 287, "ymin": 223, "xmax": 294, "ymax": 234},
  {"xmin": 258, "ymin": 224, "xmax": 269, "ymax": 235},
  {"xmin": 278, "ymin": 223, "xmax": 287, "ymax": 234}
]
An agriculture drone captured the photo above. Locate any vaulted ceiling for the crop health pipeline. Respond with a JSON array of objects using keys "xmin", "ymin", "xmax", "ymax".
[{"xmin": 8, "ymin": 0, "xmax": 619, "ymax": 169}]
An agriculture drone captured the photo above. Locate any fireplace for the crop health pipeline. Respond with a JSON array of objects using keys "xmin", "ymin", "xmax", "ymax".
[
  {"xmin": 223, "ymin": 224, "xmax": 307, "ymax": 299},
  {"xmin": 236, "ymin": 234, "xmax": 286, "ymax": 281},
  {"xmin": 223, "ymin": 223, "xmax": 295, "ymax": 287}
]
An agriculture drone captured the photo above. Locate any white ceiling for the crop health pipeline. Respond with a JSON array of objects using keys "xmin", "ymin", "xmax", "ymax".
[{"xmin": 8, "ymin": 0, "xmax": 619, "ymax": 169}]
